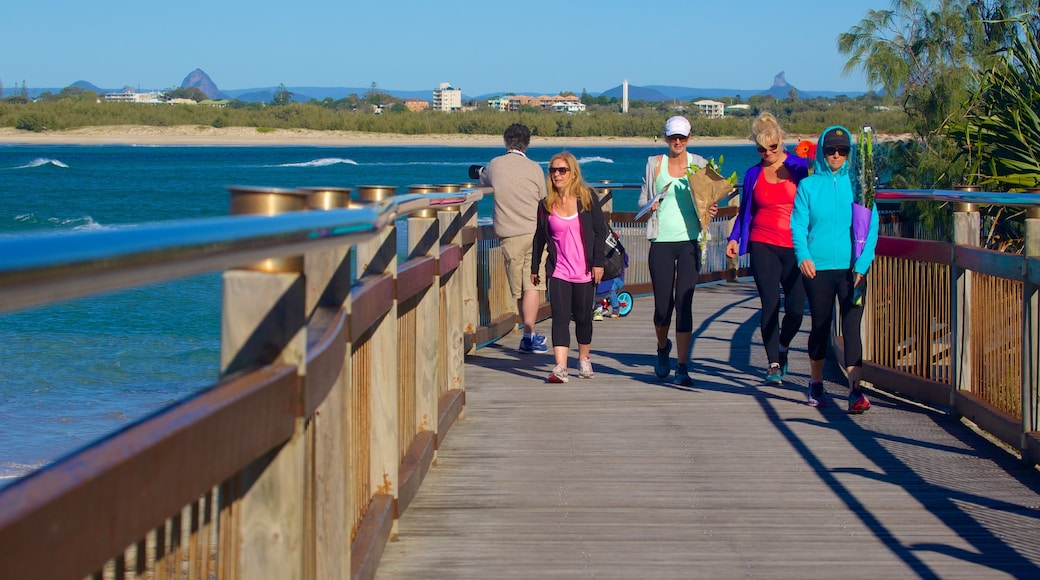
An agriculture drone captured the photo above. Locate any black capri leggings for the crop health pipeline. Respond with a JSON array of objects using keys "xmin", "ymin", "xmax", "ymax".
[
  {"xmin": 803, "ymin": 269, "xmax": 864, "ymax": 366},
  {"xmin": 749, "ymin": 241, "xmax": 805, "ymax": 363},
  {"xmin": 547, "ymin": 277, "xmax": 596, "ymax": 348},
  {"xmin": 648, "ymin": 240, "xmax": 701, "ymax": 333}
]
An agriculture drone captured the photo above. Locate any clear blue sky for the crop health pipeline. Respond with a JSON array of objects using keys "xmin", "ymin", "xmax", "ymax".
[{"xmin": 3, "ymin": 0, "xmax": 887, "ymax": 96}]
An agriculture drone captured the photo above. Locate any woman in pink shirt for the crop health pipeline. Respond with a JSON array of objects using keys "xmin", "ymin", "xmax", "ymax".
[
  {"xmin": 726, "ymin": 113, "xmax": 811, "ymax": 385},
  {"xmin": 532, "ymin": 152, "xmax": 607, "ymax": 383}
]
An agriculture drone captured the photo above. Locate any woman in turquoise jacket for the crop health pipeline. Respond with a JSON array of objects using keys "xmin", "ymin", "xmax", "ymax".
[{"xmin": 791, "ymin": 126, "xmax": 879, "ymax": 413}]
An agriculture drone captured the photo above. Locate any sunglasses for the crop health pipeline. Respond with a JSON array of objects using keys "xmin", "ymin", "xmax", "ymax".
[
  {"xmin": 548, "ymin": 166, "xmax": 570, "ymax": 175},
  {"xmin": 756, "ymin": 143, "xmax": 779, "ymax": 153},
  {"xmin": 666, "ymin": 134, "xmax": 688, "ymax": 142},
  {"xmin": 824, "ymin": 147, "xmax": 850, "ymax": 156}
]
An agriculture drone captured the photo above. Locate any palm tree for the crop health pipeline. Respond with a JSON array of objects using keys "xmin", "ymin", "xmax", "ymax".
[{"xmin": 948, "ymin": 20, "xmax": 1040, "ymax": 189}]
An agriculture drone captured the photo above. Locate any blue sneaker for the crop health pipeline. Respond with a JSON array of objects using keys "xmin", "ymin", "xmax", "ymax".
[
  {"xmin": 655, "ymin": 339, "xmax": 672, "ymax": 378},
  {"xmin": 519, "ymin": 334, "xmax": 548, "ymax": 353},
  {"xmin": 674, "ymin": 363, "xmax": 693, "ymax": 387},
  {"xmin": 778, "ymin": 350, "xmax": 789, "ymax": 377},
  {"xmin": 766, "ymin": 363, "xmax": 783, "ymax": 385}
]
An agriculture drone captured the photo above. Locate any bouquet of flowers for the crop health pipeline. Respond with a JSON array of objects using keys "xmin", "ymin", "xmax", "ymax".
[
  {"xmin": 852, "ymin": 126, "xmax": 875, "ymax": 261},
  {"xmin": 851, "ymin": 126, "xmax": 876, "ymax": 305},
  {"xmin": 686, "ymin": 156, "xmax": 737, "ymax": 262}
]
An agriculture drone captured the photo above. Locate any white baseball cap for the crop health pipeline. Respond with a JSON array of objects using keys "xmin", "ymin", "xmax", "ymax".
[{"xmin": 664, "ymin": 116, "xmax": 691, "ymax": 137}]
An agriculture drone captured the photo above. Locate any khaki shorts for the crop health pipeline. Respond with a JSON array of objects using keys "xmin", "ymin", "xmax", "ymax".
[{"xmin": 501, "ymin": 234, "xmax": 546, "ymax": 300}]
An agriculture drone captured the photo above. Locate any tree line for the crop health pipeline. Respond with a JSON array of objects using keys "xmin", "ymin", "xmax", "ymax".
[{"xmin": 0, "ymin": 83, "xmax": 910, "ymax": 139}]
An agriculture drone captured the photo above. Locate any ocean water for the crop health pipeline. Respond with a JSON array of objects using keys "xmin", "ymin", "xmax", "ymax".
[{"xmin": 0, "ymin": 142, "xmax": 761, "ymax": 486}]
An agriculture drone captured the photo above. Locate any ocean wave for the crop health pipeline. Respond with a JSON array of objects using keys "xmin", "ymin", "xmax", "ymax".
[
  {"xmin": 38, "ymin": 215, "xmax": 104, "ymax": 230},
  {"xmin": 273, "ymin": 158, "xmax": 359, "ymax": 168},
  {"xmin": 13, "ymin": 158, "xmax": 69, "ymax": 169},
  {"xmin": 577, "ymin": 156, "xmax": 614, "ymax": 164},
  {"xmin": 0, "ymin": 460, "xmax": 43, "ymax": 480}
]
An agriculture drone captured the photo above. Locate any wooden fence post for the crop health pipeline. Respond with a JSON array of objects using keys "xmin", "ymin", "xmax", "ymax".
[
  {"xmin": 951, "ymin": 191, "xmax": 980, "ymax": 411},
  {"xmin": 222, "ymin": 187, "xmax": 310, "ymax": 580}
]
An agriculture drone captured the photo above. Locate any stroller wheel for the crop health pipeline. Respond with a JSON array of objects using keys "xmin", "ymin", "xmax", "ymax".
[{"xmin": 617, "ymin": 291, "xmax": 633, "ymax": 316}]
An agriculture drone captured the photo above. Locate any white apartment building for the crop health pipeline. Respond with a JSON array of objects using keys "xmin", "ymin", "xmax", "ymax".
[
  {"xmin": 432, "ymin": 82, "xmax": 462, "ymax": 112},
  {"xmin": 103, "ymin": 88, "xmax": 163, "ymax": 104},
  {"xmin": 551, "ymin": 101, "xmax": 586, "ymax": 113},
  {"xmin": 693, "ymin": 99, "xmax": 725, "ymax": 119}
]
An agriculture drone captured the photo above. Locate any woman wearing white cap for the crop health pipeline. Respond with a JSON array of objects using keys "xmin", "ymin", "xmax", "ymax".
[{"xmin": 638, "ymin": 115, "xmax": 717, "ymax": 386}]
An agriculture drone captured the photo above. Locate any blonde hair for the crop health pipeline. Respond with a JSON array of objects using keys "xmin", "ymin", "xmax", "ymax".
[
  {"xmin": 544, "ymin": 151, "xmax": 595, "ymax": 212},
  {"xmin": 751, "ymin": 112, "xmax": 785, "ymax": 148}
]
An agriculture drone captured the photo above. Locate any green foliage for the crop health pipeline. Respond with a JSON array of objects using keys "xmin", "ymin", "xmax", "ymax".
[
  {"xmin": 15, "ymin": 113, "xmax": 48, "ymax": 132},
  {"xmin": 947, "ymin": 20, "xmax": 1040, "ymax": 189}
]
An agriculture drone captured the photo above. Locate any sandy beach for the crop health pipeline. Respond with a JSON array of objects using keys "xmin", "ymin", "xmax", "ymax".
[{"xmin": 0, "ymin": 125, "xmax": 756, "ymax": 148}]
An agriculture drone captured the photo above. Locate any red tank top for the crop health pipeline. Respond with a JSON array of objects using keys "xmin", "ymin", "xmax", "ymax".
[{"xmin": 748, "ymin": 171, "xmax": 797, "ymax": 248}]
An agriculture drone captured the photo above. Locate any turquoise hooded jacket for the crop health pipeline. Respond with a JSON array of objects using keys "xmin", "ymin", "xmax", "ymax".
[{"xmin": 790, "ymin": 125, "xmax": 880, "ymax": 275}]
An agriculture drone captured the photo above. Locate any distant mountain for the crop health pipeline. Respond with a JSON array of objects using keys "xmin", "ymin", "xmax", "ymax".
[
  {"xmin": 181, "ymin": 69, "xmax": 226, "ymax": 100},
  {"xmin": 598, "ymin": 74, "xmax": 864, "ymax": 102},
  {"xmin": 760, "ymin": 71, "xmax": 803, "ymax": 100},
  {"xmin": 70, "ymin": 80, "xmax": 105, "ymax": 94},
  {"xmin": 19, "ymin": 69, "xmax": 865, "ymax": 102}
]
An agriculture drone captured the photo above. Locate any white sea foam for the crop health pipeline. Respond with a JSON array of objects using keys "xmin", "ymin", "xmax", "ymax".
[
  {"xmin": 43, "ymin": 215, "xmax": 104, "ymax": 230},
  {"xmin": 578, "ymin": 156, "xmax": 614, "ymax": 164},
  {"xmin": 274, "ymin": 158, "xmax": 359, "ymax": 168},
  {"xmin": 0, "ymin": 461, "xmax": 43, "ymax": 480},
  {"xmin": 16, "ymin": 158, "xmax": 69, "ymax": 169}
]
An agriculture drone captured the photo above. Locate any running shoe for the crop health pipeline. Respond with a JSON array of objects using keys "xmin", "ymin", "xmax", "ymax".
[
  {"xmin": 547, "ymin": 365, "xmax": 569, "ymax": 383},
  {"xmin": 848, "ymin": 389, "xmax": 871, "ymax": 414},
  {"xmin": 519, "ymin": 334, "xmax": 548, "ymax": 354},
  {"xmin": 655, "ymin": 339, "xmax": 672, "ymax": 378},
  {"xmin": 578, "ymin": 356, "xmax": 594, "ymax": 379},
  {"xmin": 592, "ymin": 308, "xmax": 604, "ymax": 322},
  {"xmin": 778, "ymin": 350, "xmax": 789, "ymax": 377},
  {"xmin": 807, "ymin": 381, "xmax": 826, "ymax": 407},
  {"xmin": 675, "ymin": 363, "xmax": 693, "ymax": 387},
  {"xmin": 766, "ymin": 363, "xmax": 783, "ymax": 385}
]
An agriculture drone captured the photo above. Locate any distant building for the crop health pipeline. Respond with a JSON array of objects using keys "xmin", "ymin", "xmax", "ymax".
[
  {"xmin": 432, "ymin": 82, "xmax": 462, "ymax": 112},
  {"xmin": 499, "ymin": 94, "xmax": 585, "ymax": 113},
  {"xmin": 487, "ymin": 96, "xmax": 510, "ymax": 111},
  {"xmin": 103, "ymin": 88, "xmax": 162, "ymax": 104},
  {"xmin": 550, "ymin": 100, "xmax": 586, "ymax": 114},
  {"xmin": 403, "ymin": 98, "xmax": 430, "ymax": 112},
  {"xmin": 693, "ymin": 99, "xmax": 725, "ymax": 119},
  {"xmin": 724, "ymin": 103, "xmax": 751, "ymax": 116}
]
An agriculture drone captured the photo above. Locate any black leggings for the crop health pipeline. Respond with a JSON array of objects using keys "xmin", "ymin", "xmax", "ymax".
[
  {"xmin": 803, "ymin": 269, "xmax": 864, "ymax": 366},
  {"xmin": 749, "ymin": 241, "xmax": 805, "ymax": 364},
  {"xmin": 648, "ymin": 240, "xmax": 701, "ymax": 333},
  {"xmin": 548, "ymin": 276, "xmax": 596, "ymax": 348}
]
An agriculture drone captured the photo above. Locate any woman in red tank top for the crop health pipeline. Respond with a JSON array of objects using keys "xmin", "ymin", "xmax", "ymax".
[{"xmin": 725, "ymin": 113, "xmax": 811, "ymax": 387}]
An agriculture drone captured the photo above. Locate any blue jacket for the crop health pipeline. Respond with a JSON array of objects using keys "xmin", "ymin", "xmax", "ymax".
[
  {"xmin": 791, "ymin": 125, "xmax": 879, "ymax": 275},
  {"xmin": 727, "ymin": 149, "xmax": 810, "ymax": 255}
]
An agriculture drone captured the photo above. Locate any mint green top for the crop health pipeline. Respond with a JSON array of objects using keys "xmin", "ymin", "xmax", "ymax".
[{"xmin": 652, "ymin": 153, "xmax": 701, "ymax": 242}]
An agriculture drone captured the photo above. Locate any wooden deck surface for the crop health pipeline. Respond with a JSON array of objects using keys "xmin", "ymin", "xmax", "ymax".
[{"xmin": 376, "ymin": 282, "xmax": 1040, "ymax": 579}]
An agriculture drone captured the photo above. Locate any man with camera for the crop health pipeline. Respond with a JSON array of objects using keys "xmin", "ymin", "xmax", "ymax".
[{"xmin": 471, "ymin": 123, "xmax": 548, "ymax": 353}]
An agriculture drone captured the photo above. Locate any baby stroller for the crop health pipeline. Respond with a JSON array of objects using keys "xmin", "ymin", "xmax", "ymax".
[{"xmin": 592, "ymin": 270, "xmax": 633, "ymax": 320}]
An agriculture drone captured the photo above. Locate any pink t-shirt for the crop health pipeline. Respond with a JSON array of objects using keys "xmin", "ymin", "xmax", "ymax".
[
  {"xmin": 749, "ymin": 171, "xmax": 798, "ymax": 248},
  {"xmin": 549, "ymin": 210, "xmax": 591, "ymax": 283}
]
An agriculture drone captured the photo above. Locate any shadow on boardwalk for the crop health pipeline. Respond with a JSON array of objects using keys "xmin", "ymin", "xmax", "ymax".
[{"xmin": 377, "ymin": 283, "xmax": 1040, "ymax": 579}]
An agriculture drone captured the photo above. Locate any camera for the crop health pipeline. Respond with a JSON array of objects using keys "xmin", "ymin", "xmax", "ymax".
[{"xmin": 468, "ymin": 164, "xmax": 485, "ymax": 180}]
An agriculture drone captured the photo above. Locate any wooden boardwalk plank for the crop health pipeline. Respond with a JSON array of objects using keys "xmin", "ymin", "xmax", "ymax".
[{"xmin": 376, "ymin": 283, "xmax": 1040, "ymax": 579}]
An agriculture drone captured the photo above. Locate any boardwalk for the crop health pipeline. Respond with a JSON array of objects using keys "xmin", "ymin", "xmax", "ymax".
[{"xmin": 376, "ymin": 282, "xmax": 1040, "ymax": 579}]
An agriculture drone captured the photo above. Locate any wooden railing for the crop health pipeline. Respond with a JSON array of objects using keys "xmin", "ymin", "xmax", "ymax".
[
  {"xmin": 0, "ymin": 179, "xmax": 740, "ymax": 580},
  {"xmin": 15, "ymin": 179, "xmax": 1037, "ymax": 579},
  {"xmin": 841, "ymin": 189, "xmax": 1040, "ymax": 463}
]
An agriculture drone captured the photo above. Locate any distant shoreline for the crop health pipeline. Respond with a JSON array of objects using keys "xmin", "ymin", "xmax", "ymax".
[
  {"xmin": 0, "ymin": 125, "xmax": 751, "ymax": 148},
  {"xmin": 0, "ymin": 125, "xmax": 916, "ymax": 149}
]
